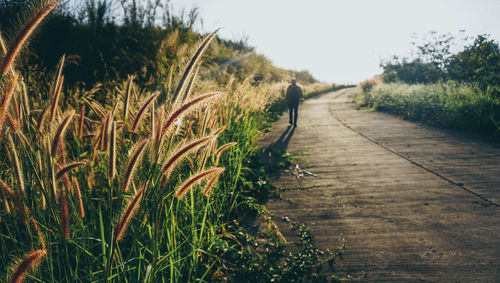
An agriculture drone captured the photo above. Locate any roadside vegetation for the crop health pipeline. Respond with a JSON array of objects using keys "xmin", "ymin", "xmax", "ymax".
[
  {"xmin": 0, "ymin": 0, "xmax": 342, "ymax": 282},
  {"xmin": 357, "ymin": 32, "xmax": 500, "ymax": 138}
]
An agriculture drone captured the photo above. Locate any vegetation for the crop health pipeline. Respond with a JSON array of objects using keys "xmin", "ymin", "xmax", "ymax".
[
  {"xmin": 359, "ymin": 82, "xmax": 500, "ymax": 136},
  {"xmin": 0, "ymin": 0, "xmax": 317, "ymax": 93},
  {"xmin": 380, "ymin": 32, "xmax": 500, "ymax": 88},
  {"xmin": 358, "ymin": 32, "xmax": 500, "ymax": 138},
  {"xmin": 0, "ymin": 0, "xmax": 339, "ymax": 282}
]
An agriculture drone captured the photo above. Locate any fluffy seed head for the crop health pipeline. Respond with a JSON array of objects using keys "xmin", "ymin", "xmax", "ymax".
[
  {"xmin": 162, "ymin": 136, "xmax": 214, "ymax": 179},
  {"xmin": 216, "ymin": 142, "xmax": 238, "ymax": 158},
  {"xmin": 202, "ymin": 168, "xmax": 225, "ymax": 196},
  {"xmin": 0, "ymin": 74, "xmax": 18, "ymax": 134},
  {"xmin": 122, "ymin": 139, "xmax": 148, "ymax": 192},
  {"xmin": 131, "ymin": 91, "xmax": 159, "ymax": 132},
  {"xmin": 56, "ymin": 161, "xmax": 86, "ymax": 180},
  {"xmin": 49, "ymin": 55, "xmax": 65, "ymax": 122},
  {"xmin": 123, "ymin": 75, "xmax": 134, "ymax": 122},
  {"xmin": 59, "ymin": 186, "xmax": 69, "ymax": 238},
  {"xmin": 5, "ymin": 112, "xmax": 18, "ymax": 132},
  {"xmin": 109, "ymin": 121, "xmax": 117, "ymax": 179},
  {"xmin": 51, "ymin": 110, "xmax": 75, "ymax": 158},
  {"xmin": 0, "ymin": 179, "xmax": 25, "ymax": 219},
  {"xmin": 73, "ymin": 178, "xmax": 85, "ymax": 218},
  {"xmin": 115, "ymin": 186, "xmax": 145, "ymax": 242},
  {"xmin": 36, "ymin": 104, "xmax": 49, "ymax": 133},
  {"xmin": 161, "ymin": 91, "xmax": 222, "ymax": 138},
  {"xmin": 175, "ymin": 167, "xmax": 225, "ymax": 199},
  {"xmin": 0, "ymin": 0, "xmax": 61, "ymax": 76},
  {"xmin": 8, "ymin": 249, "xmax": 47, "ymax": 283},
  {"xmin": 171, "ymin": 29, "xmax": 219, "ymax": 102}
]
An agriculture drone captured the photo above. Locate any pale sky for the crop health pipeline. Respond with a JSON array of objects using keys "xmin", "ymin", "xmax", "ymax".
[{"xmin": 169, "ymin": 0, "xmax": 500, "ymax": 84}]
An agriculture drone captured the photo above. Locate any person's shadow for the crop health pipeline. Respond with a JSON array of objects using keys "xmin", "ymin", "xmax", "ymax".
[
  {"xmin": 270, "ymin": 125, "xmax": 295, "ymax": 151},
  {"xmin": 262, "ymin": 126, "xmax": 296, "ymax": 179}
]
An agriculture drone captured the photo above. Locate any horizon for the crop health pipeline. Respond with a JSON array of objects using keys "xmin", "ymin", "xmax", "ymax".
[{"xmin": 170, "ymin": 0, "xmax": 500, "ymax": 84}]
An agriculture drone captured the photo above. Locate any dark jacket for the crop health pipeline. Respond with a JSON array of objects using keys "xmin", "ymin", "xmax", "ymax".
[{"xmin": 286, "ymin": 84, "xmax": 303, "ymax": 106}]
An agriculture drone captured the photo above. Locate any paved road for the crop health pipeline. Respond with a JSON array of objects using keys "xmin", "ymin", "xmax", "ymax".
[{"xmin": 260, "ymin": 88, "xmax": 500, "ymax": 282}]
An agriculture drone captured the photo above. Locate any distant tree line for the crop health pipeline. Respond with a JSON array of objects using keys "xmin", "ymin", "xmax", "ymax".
[{"xmin": 381, "ymin": 32, "xmax": 500, "ymax": 90}]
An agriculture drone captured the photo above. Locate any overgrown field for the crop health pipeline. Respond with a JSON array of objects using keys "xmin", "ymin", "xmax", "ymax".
[
  {"xmin": 357, "ymin": 82, "xmax": 500, "ymax": 138},
  {"xmin": 356, "ymin": 31, "xmax": 500, "ymax": 139},
  {"xmin": 0, "ymin": 1, "xmax": 339, "ymax": 282}
]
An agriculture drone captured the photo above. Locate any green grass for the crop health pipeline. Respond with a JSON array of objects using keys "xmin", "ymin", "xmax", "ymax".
[
  {"xmin": 357, "ymin": 82, "xmax": 500, "ymax": 138},
  {"xmin": 0, "ymin": 6, "xmax": 341, "ymax": 282},
  {"xmin": 0, "ymin": 2, "xmax": 346, "ymax": 281}
]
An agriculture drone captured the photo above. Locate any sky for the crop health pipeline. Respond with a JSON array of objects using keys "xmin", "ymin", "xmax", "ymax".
[{"xmin": 169, "ymin": 0, "xmax": 500, "ymax": 84}]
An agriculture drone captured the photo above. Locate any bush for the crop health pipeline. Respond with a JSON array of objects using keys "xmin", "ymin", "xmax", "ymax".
[
  {"xmin": 447, "ymin": 35, "xmax": 500, "ymax": 88},
  {"xmin": 380, "ymin": 33, "xmax": 500, "ymax": 88},
  {"xmin": 381, "ymin": 58, "xmax": 446, "ymax": 84},
  {"xmin": 361, "ymin": 82, "xmax": 500, "ymax": 137},
  {"xmin": 360, "ymin": 79, "xmax": 377, "ymax": 93}
]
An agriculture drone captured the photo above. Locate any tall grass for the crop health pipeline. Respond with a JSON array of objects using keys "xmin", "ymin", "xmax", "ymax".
[
  {"xmin": 0, "ymin": 2, "xmax": 340, "ymax": 282},
  {"xmin": 360, "ymin": 82, "xmax": 500, "ymax": 137},
  {"xmin": 0, "ymin": 3, "xmax": 245, "ymax": 280}
]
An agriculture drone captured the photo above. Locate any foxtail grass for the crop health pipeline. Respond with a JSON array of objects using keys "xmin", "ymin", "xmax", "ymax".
[
  {"xmin": 176, "ymin": 64, "xmax": 200, "ymax": 105},
  {"xmin": 202, "ymin": 168, "xmax": 225, "ymax": 196},
  {"xmin": 1, "ymin": 187, "xmax": 11, "ymax": 215},
  {"xmin": 78, "ymin": 105, "xmax": 85, "ymax": 139},
  {"xmin": 0, "ymin": 74, "xmax": 18, "ymax": 133},
  {"xmin": 152, "ymin": 104, "xmax": 165, "ymax": 154},
  {"xmin": 59, "ymin": 185, "xmax": 69, "ymax": 239},
  {"xmin": 171, "ymin": 29, "xmax": 219, "ymax": 103},
  {"xmin": 51, "ymin": 110, "xmax": 75, "ymax": 158},
  {"xmin": 55, "ymin": 161, "xmax": 86, "ymax": 180},
  {"xmin": 162, "ymin": 136, "xmax": 214, "ymax": 179},
  {"xmin": 122, "ymin": 139, "xmax": 148, "ymax": 192},
  {"xmin": 5, "ymin": 112, "xmax": 18, "ymax": 132},
  {"xmin": 73, "ymin": 177, "xmax": 85, "ymax": 218},
  {"xmin": 115, "ymin": 186, "xmax": 145, "ymax": 242},
  {"xmin": 8, "ymin": 249, "xmax": 47, "ymax": 283},
  {"xmin": 0, "ymin": 0, "xmax": 61, "ymax": 76},
  {"xmin": 175, "ymin": 167, "xmax": 225, "ymax": 199},
  {"xmin": 7, "ymin": 135, "xmax": 25, "ymax": 197},
  {"xmin": 0, "ymin": 179, "xmax": 25, "ymax": 219},
  {"xmin": 131, "ymin": 91, "xmax": 159, "ymax": 132},
  {"xmin": 49, "ymin": 55, "xmax": 65, "ymax": 122},
  {"xmin": 123, "ymin": 75, "xmax": 134, "ymax": 122},
  {"xmin": 161, "ymin": 91, "xmax": 222, "ymax": 137},
  {"xmin": 216, "ymin": 142, "xmax": 237, "ymax": 158},
  {"xmin": 109, "ymin": 121, "xmax": 117, "ymax": 180},
  {"xmin": 36, "ymin": 104, "xmax": 49, "ymax": 133}
]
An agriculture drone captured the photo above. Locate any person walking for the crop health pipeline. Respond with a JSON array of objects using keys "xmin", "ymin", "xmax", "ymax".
[{"xmin": 286, "ymin": 78, "xmax": 302, "ymax": 127}]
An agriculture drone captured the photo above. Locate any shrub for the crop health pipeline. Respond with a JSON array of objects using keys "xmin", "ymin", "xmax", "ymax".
[{"xmin": 361, "ymin": 82, "xmax": 500, "ymax": 137}]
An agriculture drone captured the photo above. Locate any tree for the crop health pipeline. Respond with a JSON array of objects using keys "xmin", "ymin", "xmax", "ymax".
[
  {"xmin": 381, "ymin": 57, "xmax": 445, "ymax": 84},
  {"xmin": 447, "ymin": 35, "xmax": 500, "ymax": 87}
]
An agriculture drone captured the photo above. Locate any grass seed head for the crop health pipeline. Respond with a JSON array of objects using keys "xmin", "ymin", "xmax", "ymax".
[
  {"xmin": 0, "ymin": 0, "xmax": 61, "ymax": 76},
  {"xmin": 122, "ymin": 139, "xmax": 148, "ymax": 192},
  {"xmin": 161, "ymin": 91, "xmax": 222, "ymax": 138},
  {"xmin": 131, "ymin": 91, "xmax": 159, "ymax": 132},
  {"xmin": 8, "ymin": 249, "xmax": 47, "ymax": 283},
  {"xmin": 175, "ymin": 167, "xmax": 225, "ymax": 199},
  {"xmin": 0, "ymin": 74, "xmax": 18, "ymax": 134},
  {"xmin": 51, "ymin": 110, "xmax": 75, "ymax": 158},
  {"xmin": 115, "ymin": 186, "xmax": 145, "ymax": 242},
  {"xmin": 56, "ymin": 161, "xmax": 86, "ymax": 180}
]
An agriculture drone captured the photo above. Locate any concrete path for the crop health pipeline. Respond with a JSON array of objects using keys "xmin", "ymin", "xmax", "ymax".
[{"xmin": 260, "ymin": 88, "xmax": 500, "ymax": 282}]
